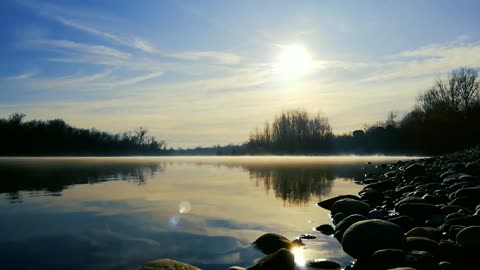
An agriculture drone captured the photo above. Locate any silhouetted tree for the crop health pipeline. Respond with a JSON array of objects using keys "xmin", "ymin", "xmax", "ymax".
[
  {"xmin": 0, "ymin": 114, "xmax": 170, "ymax": 156},
  {"xmin": 247, "ymin": 109, "xmax": 333, "ymax": 154}
]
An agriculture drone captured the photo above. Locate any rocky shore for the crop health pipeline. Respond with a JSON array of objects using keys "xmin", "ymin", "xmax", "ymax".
[
  {"xmin": 139, "ymin": 145, "xmax": 480, "ymax": 270},
  {"xmin": 315, "ymin": 144, "xmax": 480, "ymax": 270}
]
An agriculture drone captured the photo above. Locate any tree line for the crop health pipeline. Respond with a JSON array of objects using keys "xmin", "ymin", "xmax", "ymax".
[
  {"xmin": 0, "ymin": 114, "xmax": 170, "ymax": 156},
  {"xmin": 247, "ymin": 68, "xmax": 480, "ymax": 155}
]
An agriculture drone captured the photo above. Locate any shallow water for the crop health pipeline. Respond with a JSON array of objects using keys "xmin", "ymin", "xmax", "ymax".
[{"xmin": 0, "ymin": 156, "xmax": 414, "ymax": 270}]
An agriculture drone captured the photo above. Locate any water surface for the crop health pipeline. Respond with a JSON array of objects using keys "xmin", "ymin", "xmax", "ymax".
[{"xmin": 0, "ymin": 156, "xmax": 413, "ymax": 270}]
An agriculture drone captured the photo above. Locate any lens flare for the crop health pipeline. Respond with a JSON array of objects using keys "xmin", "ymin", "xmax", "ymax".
[
  {"xmin": 291, "ymin": 247, "xmax": 306, "ymax": 267},
  {"xmin": 179, "ymin": 201, "xmax": 192, "ymax": 214}
]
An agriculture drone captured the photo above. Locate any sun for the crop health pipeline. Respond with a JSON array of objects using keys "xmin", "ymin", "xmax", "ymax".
[{"xmin": 273, "ymin": 44, "xmax": 314, "ymax": 80}]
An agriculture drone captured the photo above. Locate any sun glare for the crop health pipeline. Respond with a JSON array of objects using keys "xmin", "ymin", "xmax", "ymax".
[
  {"xmin": 291, "ymin": 247, "xmax": 306, "ymax": 267},
  {"xmin": 274, "ymin": 44, "xmax": 314, "ymax": 80}
]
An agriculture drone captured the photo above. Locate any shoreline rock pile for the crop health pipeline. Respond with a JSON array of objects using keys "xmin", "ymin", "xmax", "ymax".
[{"xmin": 316, "ymin": 145, "xmax": 480, "ymax": 269}]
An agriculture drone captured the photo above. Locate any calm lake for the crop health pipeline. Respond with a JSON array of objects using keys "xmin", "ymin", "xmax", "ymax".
[{"xmin": 0, "ymin": 156, "xmax": 413, "ymax": 270}]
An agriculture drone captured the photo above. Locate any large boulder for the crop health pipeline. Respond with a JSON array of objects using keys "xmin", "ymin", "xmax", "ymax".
[
  {"xmin": 139, "ymin": 259, "xmax": 199, "ymax": 270},
  {"xmin": 341, "ymin": 219, "xmax": 406, "ymax": 259},
  {"xmin": 252, "ymin": 233, "xmax": 299, "ymax": 254},
  {"xmin": 248, "ymin": 248, "xmax": 295, "ymax": 270},
  {"xmin": 331, "ymin": 198, "xmax": 372, "ymax": 216}
]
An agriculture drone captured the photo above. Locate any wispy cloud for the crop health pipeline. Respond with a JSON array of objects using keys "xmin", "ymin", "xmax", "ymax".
[
  {"xmin": 6, "ymin": 71, "xmax": 38, "ymax": 80},
  {"xmin": 32, "ymin": 39, "xmax": 130, "ymax": 59},
  {"xmin": 53, "ymin": 16, "xmax": 159, "ymax": 54},
  {"xmin": 17, "ymin": 0, "xmax": 159, "ymax": 54},
  {"xmin": 168, "ymin": 51, "xmax": 242, "ymax": 65},
  {"xmin": 363, "ymin": 40, "xmax": 480, "ymax": 82}
]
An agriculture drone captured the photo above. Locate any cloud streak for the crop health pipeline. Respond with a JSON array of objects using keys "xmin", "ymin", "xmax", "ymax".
[
  {"xmin": 6, "ymin": 71, "xmax": 38, "ymax": 80},
  {"xmin": 168, "ymin": 51, "xmax": 242, "ymax": 65}
]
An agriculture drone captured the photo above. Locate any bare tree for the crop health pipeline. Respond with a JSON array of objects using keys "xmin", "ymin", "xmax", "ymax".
[{"xmin": 418, "ymin": 68, "xmax": 480, "ymax": 113}]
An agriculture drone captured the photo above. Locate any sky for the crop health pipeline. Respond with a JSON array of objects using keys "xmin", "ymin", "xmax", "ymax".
[{"xmin": 1, "ymin": 0, "xmax": 480, "ymax": 148}]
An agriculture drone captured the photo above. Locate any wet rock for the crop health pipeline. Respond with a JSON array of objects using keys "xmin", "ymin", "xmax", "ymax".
[
  {"xmin": 438, "ymin": 261, "xmax": 455, "ymax": 270},
  {"xmin": 397, "ymin": 203, "xmax": 442, "ymax": 220},
  {"xmin": 448, "ymin": 225, "xmax": 465, "ymax": 240},
  {"xmin": 364, "ymin": 179, "xmax": 398, "ymax": 192},
  {"xmin": 443, "ymin": 215, "xmax": 480, "ymax": 228},
  {"xmin": 331, "ymin": 198, "xmax": 372, "ymax": 217},
  {"xmin": 449, "ymin": 196, "xmax": 479, "ymax": 209},
  {"xmin": 315, "ymin": 224, "xmax": 334, "ymax": 235},
  {"xmin": 438, "ymin": 240, "xmax": 464, "ymax": 266},
  {"xmin": 341, "ymin": 219, "xmax": 405, "ymax": 259},
  {"xmin": 306, "ymin": 259, "xmax": 341, "ymax": 269},
  {"xmin": 445, "ymin": 212, "xmax": 467, "ymax": 221},
  {"xmin": 367, "ymin": 209, "xmax": 386, "ymax": 219},
  {"xmin": 371, "ymin": 249, "xmax": 406, "ymax": 269},
  {"xmin": 332, "ymin": 213, "xmax": 346, "ymax": 225},
  {"xmin": 248, "ymin": 248, "xmax": 295, "ymax": 270},
  {"xmin": 403, "ymin": 164, "xmax": 426, "ymax": 181},
  {"xmin": 395, "ymin": 197, "xmax": 426, "ymax": 210},
  {"xmin": 421, "ymin": 194, "xmax": 448, "ymax": 204},
  {"xmin": 404, "ymin": 250, "xmax": 435, "ymax": 270},
  {"xmin": 405, "ymin": 237, "xmax": 439, "ymax": 255},
  {"xmin": 454, "ymin": 186, "xmax": 480, "ymax": 199},
  {"xmin": 456, "ymin": 225, "xmax": 480, "ymax": 251},
  {"xmin": 405, "ymin": 227, "xmax": 441, "ymax": 241},
  {"xmin": 317, "ymin": 195, "xmax": 360, "ymax": 211},
  {"xmin": 334, "ymin": 214, "xmax": 367, "ymax": 242},
  {"xmin": 253, "ymin": 233, "xmax": 300, "ymax": 254},
  {"xmin": 228, "ymin": 267, "xmax": 247, "ymax": 270},
  {"xmin": 359, "ymin": 188, "xmax": 385, "ymax": 204},
  {"xmin": 386, "ymin": 215, "xmax": 416, "ymax": 232},
  {"xmin": 139, "ymin": 259, "xmax": 199, "ymax": 270},
  {"xmin": 299, "ymin": 234, "xmax": 317, "ymax": 239}
]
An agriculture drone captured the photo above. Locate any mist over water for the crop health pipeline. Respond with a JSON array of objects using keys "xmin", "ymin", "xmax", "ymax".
[{"xmin": 0, "ymin": 156, "xmax": 414, "ymax": 270}]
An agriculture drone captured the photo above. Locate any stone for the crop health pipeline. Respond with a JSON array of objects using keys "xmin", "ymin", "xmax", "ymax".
[
  {"xmin": 403, "ymin": 164, "xmax": 426, "ymax": 181},
  {"xmin": 139, "ymin": 259, "xmax": 199, "ymax": 270},
  {"xmin": 331, "ymin": 198, "xmax": 372, "ymax": 216},
  {"xmin": 371, "ymin": 249, "xmax": 406, "ymax": 269},
  {"xmin": 253, "ymin": 233, "xmax": 299, "ymax": 254},
  {"xmin": 306, "ymin": 259, "xmax": 341, "ymax": 269},
  {"xmin": 397, "ymin": 203, "xmax": 442, "ymax": 220},
  {"xmin": 438, "ymin": 261, "xmax": 455, "ymax": 270},
  {"xmin": 394, "ymin": 197, "xmax": 426, "ymax": 211},
  {"xmin": 386, "ymin": 215, "xmax": 414, "ymax": 230},
  {"xmin": 315, "ymin": 224, "xmax": 334, "ymax": 235},
  {"xmin": 332, "ymin": 213, "xmax": 346, "ymax": 225},
  {"xmin": 450, "ymin": 195, "xmax": 480, "ymax": 209},
  {"xmin": 405, "ymin": 237, "xmax": 439, "ymax": 255},
  {"xmin": 333, "ymin": 214, "xmax": 367, "ymax": 242},
  {"xmin": 229, "ymin": 267, "xmax": 247, "ymax": 270},
  {"xmin": 248, "ymin": 248, "xmax": 295, "ymax": 270},
  {"xmin": 405, "ymin": 227, "xmax": 441, "ymax": 241},
  {"xmin": 456, "ymin": 226, "xmax": 480, "ymax": 250},
  {"xmin": 454, "ymin": 187, "xmax": 480, "ymax": 199},
  {"xmin": 299, "ymin": 234, "xmax": 317, "ymax": 239},
  {"xmin": 341, "ymin": 219, "xmax": 405, "ymax": 259},
  {"xmin": 404, "ymin": 250, "xmax": 435, "ymax": 270},
  {"xmin": 360, "ymin": 188, "xmax": 385, "ymax": 204},
  {"xmin": 438, "ymin": 240, "xmax": 464, "ymax": 266},
  {"xmin": 317, "ymin": 195, "xmax": 360, "ymax": 211}
]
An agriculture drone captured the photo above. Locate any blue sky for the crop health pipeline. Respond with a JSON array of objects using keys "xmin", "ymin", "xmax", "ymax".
[{"xmin": 1, "ymin": 0, "xmax": 480, "ymax": 147}]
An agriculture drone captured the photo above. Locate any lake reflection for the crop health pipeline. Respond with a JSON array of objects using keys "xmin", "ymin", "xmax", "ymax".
[{"xmin": 0, "ymin": 156, "xmax": 410, "ymax": 270}]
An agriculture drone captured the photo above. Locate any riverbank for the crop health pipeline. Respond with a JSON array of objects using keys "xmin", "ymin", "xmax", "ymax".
[{"xmin": 315, "ymin": 144, "xmax": 480, "ymax": 269}]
